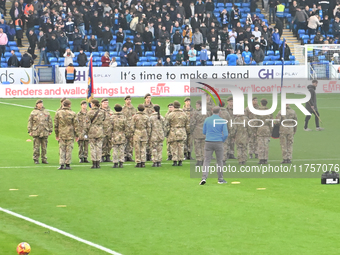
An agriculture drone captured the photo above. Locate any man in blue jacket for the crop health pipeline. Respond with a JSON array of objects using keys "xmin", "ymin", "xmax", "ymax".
[
  {"xmin": 200, "ymin": 106, "xmax": 228, "ymax": 185},
  {"xmin": 120, "ymin": 47, "xmax": 128, "ymax": 67}
]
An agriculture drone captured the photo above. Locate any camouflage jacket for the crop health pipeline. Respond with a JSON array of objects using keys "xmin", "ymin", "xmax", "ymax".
[
  {"xmin": 219, "ymin": 107, "xmax": 232, "ymax": 134},
  {"xmin": 190, "ymin": 108, "xmax": 206, "ymax": 139},
  {"xmin": 276, "ymin": 105, "xmax": 298, "ymax": 135},
  {"xmin": 85, "ymin": 106, "xmax": 106, "ymax": 139},
  {"xmin": 132, "ymin": 111, "xmax": 151, "ymax": 142},
  {"xmin": 111, "ymin": 112, "xmax": 127, "ymax": 144},
  {"xmin": 230, "ymin": 115, "xmax": 250, "ymax": 145},
  {"xmin": 149, "ymin": 112, "xmax": 165, "ymax": 142},
  {"xmin": 226, "ymin": 105, "xmax": 234, "ymax": 119},
  {"xmin": 54, "ymin": 107, "xmax": 79, "ymax": 139},
  {"xmin": 166, "ymin": 109, "xmax": 190, "ymax": 142},
  {"xmin": 27, "ymin": 107, "xmax": 53, "ymax": 137},
  {"xmin": 165, "ymin": 110, "xmax": 173, "ymax": 118},
  {"xmin": 122, "ymin": 104, "xmax": 137, "ymax": 136},
  {"xmin": 256, "ymin": 106, "xmax": 273, "ymax": 137},
  {"xmin": 245, "ymin": 104, "xmax": 259, "ymax": 120},
  {"xmin": 143, "ymin": 102, "xmax": 154, "ymax": 116},
  {"xmin": 183, "ymin": 105, "xmax": 193, "ymax": 119},
  {"xmin": 77, "ymin": 110, "xmax": 88, "ymax": 140},
  {"xmin": 101, "ymin": 107, "xmax": 114, "ymax": 137}
]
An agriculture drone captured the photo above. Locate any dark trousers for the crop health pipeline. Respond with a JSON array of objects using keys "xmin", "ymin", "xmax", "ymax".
[
  {"xmin": 304, "ymin": 109, "xmax": 320, "ymax": 129},
  {"xmin": 202, "ymin": 141, "xmax": 224, "ymax": 181},
  {"xmin": 210, "ymin": 50, "xmax": 218, "ymax": 61},
  {"xmin": 0, "ymin": 45, "xmax": 5, "ymax": 57},
  {"xmin": 144, "ymin": 43, "xmax": 152, "ymax": 52},
  {"xmin": 201, "ymin": 60, "xmax": 206, "ymax": 66},
  {"xmin": 135, "ymin": 46, "xmax": 142, "ymax": 56}
]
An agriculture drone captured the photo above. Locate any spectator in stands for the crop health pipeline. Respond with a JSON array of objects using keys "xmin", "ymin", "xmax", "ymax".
[
  {"xmin": 200, "ymin": 22, "xmax": 208, "ymax": 44},
  {"xmin": 101, "ymin": 51, "xmax": 110, "ymax": 67},
  {"xmin": 242, "ymin": 46, "xmax": 253, "ymax": 65},
  {"xmin": 20, "ymin": 52, "xmax": 33, "ymax": 67},
  {"xmin": 188, "ymin": 45, "xmax": 197, "ymax": 66},
  {"xmin": 134, "ymin": 33, "xmax": 143, "ymax": 57},
  {"xmin": 164, "ymin": 38, "xmax": 174, "ymax": 61},
  {"xmin": 14, "ymin": 18, "xmax": 23, "ymax": 47},
  {"xmin": 226, "ymin": 49, "xmax": 238, "ymax": 66},
  {"xmin": 236, "ymin": 49, "xmax": 244, "ymax": 65},
  {"xmin": 207, "ymin": 27, "xmax": 218, "ymax": 43},
  {"xmin": 77, "ymin": 49, "xmax": 88, "ymax": 67},
  {"xmin": 73, "ymin": 28, "xmax": 82, "ymax": 52},
  {"xmin": 7, "ymin": 20, "xmax": 15, "ymax": 42},
  {"xmin": 135, "ymin": 19, "xmax": 145, "ymax": 35},
  {"xmin": 65, "ymin": 63, "xmax": 76, "ymax": 83},
  {"xmin": 27, "ymin": 29, "xmax": 37, "ymax": 59},
  {"xmin": 95, "ymin": 22, "xmax": 104, "ymax": 46},
  {"xmin": 120, "ymin": 47, "xmax": 128, "ymax": 67},
  {"xmin": 123, "ymin": 38, "xmax": 133, "ymax": 50},
  {"xmin": 8, "ymin": 50, "xmax": 20, "ymax": 67},
  {"xmin": 175, "ymin": 50, "xmax": 184, "ymax": 66},
  {"xmin": 229, "ymin": 28, "xmax": 237, "ymax": 50},
  {"xmin": 220, "ymin": 9, "xmax": 229, "ymax": 28},
  {"xmin": 110, "ymin": 57, "xmax": 117, "ymax": 68},
  {"xmin": 64, "ymin": 48, "xmax": 74, "ymax": 66},
  {"xmin": 116, "ymin": 28, "xmax": 125, "ymax": 53},
  {"xmin": 205, "ymin": 0, "xmax": 214, "ymax": 15},
  {"xmin": 176, "ymin": 1, "xmax": 186, "ymax": 20},
  {"xmin": 333, "ymin": 16, "xmax": 340, "ymax": 39},
  {"xmin": 182, "ymin": 25, "xmax": 192, "ymax": 45},
  {"xmin": 187, "ymin": 2, "xmax": 195, "ymax": 20},
  {"xmin": 143, "ymin": 26, "xmax": 153, "ymax": 53},
  {"xmin": 322, "ymin": 15, "xmax": 330, "ymax": 36},
  {"xmin": 159, "ymin": 25, "xmax": 170, "ymax": 43},
  {"xmin": 292, "ymin": 8, "xmax": 308, "ymax": 35},
  {"xmin": 279, "ymin": 41, "xmax": 291, "ymax": 60},
  {"xmin": 209, "ymin": 37, "xmax": 218, "ymax": 61},
  {"xmin": 65, "ymin": 17, "xmax": 75, "ymax": 41},
  {"xmin": 89, "ymin": 35, "xmax": 97, "ymax": 53},
  {"xmin": 102, "ymin": 26, "xmax": 112, "ymax": 52},
  {"xmin": 10, "ymin": 2, "xmax": 22, "ymax": 23},
  {"xmin": 156, "ymin": 58, "xmax": 163, "ymax": 66},
  {"xmin": 253, "ymin": 44, "xmax": 265, "ymax": 65},
  {"xmin": 231, "ymin": 5, "xmax": 241, "ymax": 28},
  {"xmin": 37, "ymin": 31, "xmax": 48, "ymax": 65},
  {"xmin": 251, "ymin": 0, "xmax": 259, "ymax": 13},
  {"xmin": 58, "ymin": 32, "xmax": 68, "ymax": 57},
  {"xmin": 191, "ymin": 13, "xmax": 201, "ymax": 31},
  {"xmin": 272, "ymin": 28, "xmax": 281, "ymax": 51},
  {"xmin": 219, "ymin": 27, "xmax": 228, "ymax": 53},
  {"xmin": 223, "ymin": 39, "xmax": 233, "ymax": 59},
  {"xmin": 195, "ymin": 0, "xmax": 205, "ymax": 21},
  {"xmin": 200, "ymin": 45, "xmax": 208, "ymax": 66},
  {"xmin": 103, "ymin": 12, "xmax": 112, "ymax": 28},
  {"xmin": 307, "ymin": 14, "xmax": 323, "ymax": 36},
  {"xmin": 276, "ymin": 1, "xmax": 285, "ymax": 23},
  {"xmin": 172, "ymin": 30, "xmax": 182, "ymax": 52},
  {"xmin": 193, "ymin": 28, "xmax": 203, "ymax": 51},
  {"xmin": 81, "ymin": 35, "xmax": 89, "ymax": 52},
  {"xmin": 155, "ymin": 40, "xmax": 165, "ymax": 60},
  {"xmin": 184, "ymin": 45, "xmax": 190, "ymax": 64},
  {"xmin": 48, "ymin": 34, "xmax": 60, "ymax": 58},
  {"xmin": 252, "ymin": 26, "xmax": 262, "ymax": 38},
  {"xmin": 260, "ymin": 35, "xmax": 268, "ymax": 54},
  {"xmin": 164, "ymin": 57, "xmax": 173, "ymax": 66}
]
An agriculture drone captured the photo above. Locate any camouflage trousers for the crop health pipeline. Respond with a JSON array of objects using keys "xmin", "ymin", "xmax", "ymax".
[
  {"xmin": 194, "ymin": 139, "xmax": 205, "ymax": 161},
  {"xmin": 124, "ymin": 135, "xmax": 134, "ymax": 158},
  {"xmin": 146, "ymin": 141, "xmax": 151, "ymax": 155},
  {"xmin": 248, "ymin": 131, "xmax": 258, "ymax": 155},
  {"xmin": 33, "ymin": 136, "xmax": 48, "ymax": 160},
  {"xmin": 257, "ymin": 136, "xmax": 270, "ymax": 160},
  {"xmin": 59, "ymin": 139, "xmax": 74, "ymax": 165},
  {"xmin": 223, "ymin": 139, "xmax": 228, "ymax": 161},
  {"xmin": 280, "ymin": 134, "xmax": 294, "ymax": 160},
  {"xmin": 78, "ymin": 139, "xmax": 89, "ymax": 159},
  {"xmin": 151, "ymin": 141, "xmax": 163, "ymax": 162},
  {"xmin": 134, "ymin": 140, "xmax": 147, "ymax": 163},
  {"xmin": 227, "ymin": 136, "xmax": 235, "ymax": 156},
  {"xmin": 112, "ymin": 143, "xmax": 125, "ymax": 163},
  {"xmin": 236, "ymin": 143, "xmax": 248, "ymax": 163},
  {"xmin": 184, "ymin": 135, "xmax": 192, "ymax": 153},
  {"xmin": 102, "ymin": 136, "xmax": 112, "ymax": 157},
  {"xmin": 169, "ymin": 140, "xmax": 185, "ymax": 161},
  {"xmin": 166, "ymin": 139, "xmax": 171, "ymax": 156},
  {"xmin": 89, "ymin": 138, "xmax": 103, "ymax": 161}
]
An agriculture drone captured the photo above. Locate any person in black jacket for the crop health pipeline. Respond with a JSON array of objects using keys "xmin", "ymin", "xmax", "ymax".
[
  {"xmin": 133, "ymin": 33, "xmax": 143, "ymax": 56},
  {"xmin": 48, "ymin": 34, "xmax": 60, "ymax": 57},
  {"xmin": 304, "ymin": 80, "xmax": 324, "ymax": 131},
  {"xmin": 8, "ymin": 50, "xmax": 20, "ymax": 67},
  {"xmin": 37, "ymin": 31, "xmax": 49, "ymax": 64},
  {"xmin": 20, "ymin": 52, "xmax": 34, "ymax": 67},
  {"xmin": 155, "ymin": 41, "xmax": 165, "ymax": 59},
  {"xmin": 102, "ymin": 26, "xmax": 112, "ymax": 52},
  {"xmin": 143, "ymin": 26, "xmax": 153, "ymax": 52},
  {"xmin": 27, "ymin": 29, "xmax": 37, "ymax": 59},
  {"xmin": 116, "ymin": 27, "xmax": 125, "ymax": 53},
  {"xmin": 123, "ymin": 38, "xmax": 133, "ymax": 50},
  {"xmin": 77, "ymin": 49, "xmax": 88, "ymax": 66},
  {"xmin": 127, "ymin": 48, "xmax": 139, "ymax": 66},
  {"xmin": 73, "ymin": 28, "xmax": 82, "ymax": 52},
  {"xmin": 209, "ymin": 37, "xmax": 218, "ymax": 61},
  {"xmin": 279, "ymin": 41, "xmax": 291, "ymax": 60},
  {"xmin": 172, "ymin": 29, "xmax": 182, "ymax": 52}
]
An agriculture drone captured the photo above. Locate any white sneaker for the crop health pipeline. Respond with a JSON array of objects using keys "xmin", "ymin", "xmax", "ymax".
[
  {"xmin": 304, "ymin": 128, "xmax": 312, "ymax": 131},
  {"xmin": 316, "ymin": 127, "xmax": 324, "ymax": 131},
  {"xmin": 199, "ymin": 179, "xmax": 206, "ymax": 185}
]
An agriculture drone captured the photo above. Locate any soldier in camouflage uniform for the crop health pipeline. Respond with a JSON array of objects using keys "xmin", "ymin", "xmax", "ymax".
[
  {"xmin": 230, "ymin": 114, "xmax": 250, "ymax": 164},
  {"xmin": 85, "ymin": 99, "xmax": 106, "ymax": 169},
  {"xmin": 245, "ymin": 97, "xmax": 259, "ymax": 159},
  {"xmin": 110, "ymin": 104, "xmax": 127, "ymax": 168},
  {"xmin": 122, "ymin": 95, "xmax": 137, "ymax": 162},
  {"xmin": 205, "ymin": 92, "xmax": 215, "ymax": 117},
  {"xmin": 256, "ymin": 99, "xmax": 273, "ymax": 164},
  {"xmin": 218, "ymin": 101, "xmax": 232, "ymax": 164},
  {"xmin": 143, "ymin": 93, "xmax": 153, "ymax": 161},
  {"xmin": 190, "ymin": 100, "xmax": 206, "ymax": 166},
  {"xmin": 183, "ymin": 97, "xmax": 194, "ymax": 160},
  {"xmin": 149, "ymin": 104, "xmax": 165, "ymax": 167},
  {"xmin": 165, "ymin": 103, "xmax": 174, "ymax": 160},
  {"xmin": 166, "ymin": 101, "xmax": 190, "ymax": 166},
  {"xmin": 226, "ymin": 96, "xmax": 236, "ymax": 159},
  {"xmin": 132, "ymin": 104, "xmax": 151, "ymax": 168},
  {"xmin": 54, "ymin": 99, "xmax": 79, "ymax": 170},
  {"xmin": 27, "ymin": 100, "xmax": 53, "ymax": 164},
  {"xmin": 276, "ymin": 104, "xmax": 298, "ymax": 164},
  {"xmin": 100, "ymin": 98, "xmax": 114, "ymax": 162},
  {"xmin": 77, "ymin": 100, "xmax": 89, "ymax": 163},
  {"xmin": 57, "ymin": 97, "xmax": 67, "ymax": 112}
]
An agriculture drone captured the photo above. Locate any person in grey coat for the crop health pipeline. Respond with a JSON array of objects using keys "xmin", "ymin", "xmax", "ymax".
[
  {"xmin": 304, "ymin": 80, "xmax": 324, "ymax": 131},
  {"xmin": 193, "ymin": 28, "xmax": 203, "ymax": 51},
  {"xmin": 253, "ymin": 44, "xmax": 264, "ymax": 65}
]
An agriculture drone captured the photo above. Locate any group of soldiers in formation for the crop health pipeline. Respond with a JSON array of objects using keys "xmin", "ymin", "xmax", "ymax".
[{"xmin": 27, "ymin": 93, "xmax": 297, "ymax": 170}]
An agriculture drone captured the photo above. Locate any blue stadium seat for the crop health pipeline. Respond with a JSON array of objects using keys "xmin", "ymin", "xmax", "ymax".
[
  {"xmin": 8, "ymin": 41, "xmax": 17, "ymax": 46},
  {"xmin": 116, "ymin": 61, "xmax": 121, "ymax": 66},
  {"xmin": 73, "ymin": 63, "xmax": 79, "ymax": 67},
  {"xmin": 242, "ymin": 3, "xmax": 250, "ymax": 7},
  {"xmin": 272, "ymin": 55, "xmax": 280, "ymax": 60},
  {"xmin": 98, "ymin": 46, "xmax": 104, "ymax": 51},
  {"xmin": 275, "ymin": 50, "xmax": 280, "ymax": 55},
  {"xmin": 59, "ymin": 62, "xmax": 64, "ymax": 67},
  {"xmin": 294, "ymin": 61, "xmax": 299, "ymax": 65},
  {"xmin": 69, "ymin": 41, "xmax": 74, "ymax": 45},
  {"xmin": 196, "ymin": 61, "xmax": 201, "ymax": 66},
  {"xmin": 50, "ymin": 62, "xmax": 58, "ymax": 66},
  {"xmin": 145, "ymin": 51, "xmax": 154, "ymax": 57},
  {"xmin": 263, "ymin": 61, "xmax": 268, "ymax": 65},
  {"xmin": 267, "ymin": 50, "xmax": 274, "ymax": 56},
  {"xmin": 93, "ymin": 57, "xmax": 101, "ymax": 62},
  {"xmin": 93, "ymin": 62, "xmax": 100, "ymax": 67},
  {"xmin": 151, "ymin": 61, "xmax": 157, "ymax": 66},
  {"xmin": 234, "ymin": 3, "xmax": 241, "ymax": 6},
  {"xmin": 140, "ymin": 57, "xmax": 148, "ymax": 62},
  {"xmin": 284, "ymin": 61, "xmax": 291, "ymax": 65},
  {"xmin": 274, "ymin": 61, "xmax": 282, "ymax": 65},
  {"xmin": 4, "ymin": 52, "xmax": 11, "ymax": 58},
  {"xmin": 109, "ymin": 46, "xmax": 115, "ymax": 51},
  {"xmin": 217, "ymin": 3, "xmax": 224, "ymax": 7},
  {"xmin": 143, "ymin": 62, "xmax": 151, "ymax": 66},
  {"xmin": 48, "ymin": 57, "xmax": 58, "ymax": 62},
  {"xmin": 1, "ymin": 63, "xmax": 7, "ymax": 68},
  {"xmin": 92, "ymin": 52, "xmax": 99, "ymax": 57},
  {"xmin": 110, "ymin": 51, "xmax": 118, "ymax": 57},
  {"xmin": 301, "ymin": 35, "xmax": 309, "ymax": 40},
  {"xmin": 15, "ymin": 52, "xmax": 21, "ymax": 57},
  {"xmin": 207, "ymin": 61, "xmax": 213, "ymax": 66},
  {"xmin": 151, "ymin": 46, "xmax": 156, "ymax": 51},
  {"xmin": 318, "ymin": 55, "xmax": 326, "ymax": 60},
  {"xmin": 182, "ymin": 61, "xmax": 187, "ymax": 66},
  {"xmin": 225, "ymin": 3, "xmax": 232, "ymax": 7},
  {"xmin": 310, "ymin": 34, "xmax": 316, "ymax": 40},
  {"xmin": 85, "ymin": 52, "xmax": 91, "ymax": 57},
  {"xmin": 115, "ymin": 57, "xmax": 120, "ymax": 61},
  {"xmin": 147, "ymin": 56, "xmax": 157, "ymax": 62},
  {"xmin": 298, "ymin": 29, "xmax": 305, "ymax": 35},
  {"xmin": 264, "ymin": 56, "xmax": 271, "ymax": 61},
  {"xmin": 251, "ymin": 61, "xmax": 256, "ymax": 65},
  {"xmin": 137, "ymin": 62, "xmax": 143, "ymax": 66},
  {"xmin": 266, "ymin": 61, "xmax": 274, "ymax": 65},
  {"xmin": 289, "ymin": 55, "xmax": 295, "ymax": 61}
]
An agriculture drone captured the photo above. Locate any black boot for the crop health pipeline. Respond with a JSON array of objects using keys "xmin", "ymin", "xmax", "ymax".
[
  {"xmin": 84, "ymin": 158, "xmax": 89, "ymax": 163},
  {"xmin": 255, "ymin": 154, "xmax": 258, "ymax": 159},
  {"xmin": 58, "ymin": 165, "xmax": 65, "ymax": 170},
  {"xmin": 141, "ymin": 162, "xmax": 146, "ymax": 168},
  {"xmin": 195, "ymin": 161, "xmax": 201, "ymax": 166},
  {"xmin": 157, "ymin": 162, "xmax": 161, "ymax": 167},
  {"xmin": 91, "ymin": 161, "xmax": 96, "ymax": 169},
  {"xmin": 264, "ymin": 159, "xmax": 268, "ymax": 164},
  {"xmin": 258, "ymin": 159, "xmax": 263, "ymax": 164},
  {"xmin": 148, "ymin": 154, "xmax": 152, "ymax": 161},
  {"xmin": 65, "ymin": 164, "xmax": 71, "ymax": 170},
  {"xmin": 172, "ymin": 161, "xmax": 178, "ymax": 166},
  {"xmin": 135, "ymin": 163, "xmax": 141, "ymax": 168},
  {"xmin": 184, "ymin": 152, "xmax": 188, "ymax": 160},
  {"xmin": 127, "ymin": 157, "xmax": 134, "ymax": 162},
  {"xmin": 119, "ymin": 162, "xmax": 124, "ymax": 168},
  {"xmin": 124, "ymin": 156, "xmax": 128, "ymax": 162},
  {"xmin": 112, "ymin": 163, "xmax": 118, "ymax": 168},
  {"xmin": 34, "ymin": 159, "xmax": 39, "ymax": 164},
  {"xmin": 229, "ymin": 154, "xmax": 236, "ymax": 159},
  {"xmin": 79, "ymin": 158, "xmax": 84, "ymax": 163},
  {"xmin": 281, "ymin": 159, "xmax": 287, "ymax": 164},
  {"xmin": 97, "ymin": 161, "xmax": 101, "ymax": 169},
  {"xmin": 152, "ymin": 162, "xmax": 157, "ymax": 167},
  {"xmin": 42, "ymin": 159, "xmax": 48, "ymax": 164},
  {"xmin": 178, "ymin": 161, "xmax": 183, "ymax": 166},
  {"xmin": 286, "ymin": 159, "xmax": 292, "ymax": 164},
  {"xmin": 188, "ymin": 152, "xmax": 193, "ymax": 160},
  {"xmin": 106, "ymin": 156, "xmax": 111, "ymax": 162},
  {"xmin": 101, "ymin": 156, "xmax": 105, "ymax": 162}
]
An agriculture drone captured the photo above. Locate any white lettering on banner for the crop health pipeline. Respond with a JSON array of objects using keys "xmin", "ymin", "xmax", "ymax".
[
  {"xmin": 59, "ymin": 66, "xmax": 307, "ymax": 84},
  {"xmin": 0, "ymin": 68, "xmax": 33, "ymax": 84}
]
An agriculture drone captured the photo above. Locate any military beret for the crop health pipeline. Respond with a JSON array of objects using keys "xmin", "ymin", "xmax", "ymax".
[
  {"xmin": 101, "ymin": 98, "xmax": 108, "ymax": 103},
  {"xmin": 80, "ymin": 100, "xmax": 87, "ymax": 105},
  {"xmin": 196, "ymin": 100, "xmax": 202, "ymax": 105},
  {"xmin": 124, "ymin": 95, "xmax": 131, "ymax": 100},
  {"xmin": 261, "ymin": 98, "xmax": 268, "ymax": 104},
  {"xmin": 36, "ymin": 99, "xmax": 43, "ymax": 104},
  {"xmin": 219, "ymin": 100, "xmax": 225, "ymax": 107},
  {"xmin": 144, "ymin": 93, "xmax": 151, "ymax": 99},
  {"xmin": 252, "ymin": 97, "xmax": 258, "ymax": 100},
  {"xmin": 173, "ymin": 101, "xmax": 180, "ymax": 108},
  {"xmin": 63, "ymin": 99, "xmax": 71, "ymax": 106},
  {"xmin": 60, "ymin": 97, "xmax": 67, "ymax": 103},
  {"xmin": 137, "ymin": 104, "xmax": 145, "ymax": 111},
  {"xmin": 91, "ymin": 99, "xmax": 100, "ymax": 105},
  {"xmin": 184, "ymin": 97, "xmax": 190, "ymax": 102},
  {"xmin": 168, "ymin": 103, "xmax": 174, "ymax": 107},
  {"xmin": 227, "ymin": 96, "xmax": 233, "ymax": 101}
]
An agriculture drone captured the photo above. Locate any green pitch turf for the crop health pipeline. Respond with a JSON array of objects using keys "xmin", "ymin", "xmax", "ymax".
[{"xmin": 0, "ymin": 95, "xmax": 340, "ymax": 255}]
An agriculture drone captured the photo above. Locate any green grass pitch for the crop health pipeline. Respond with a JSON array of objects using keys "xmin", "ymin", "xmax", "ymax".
[{"xmin": 0, "ymin": 94, "xmax": 340, "ymax": 255}]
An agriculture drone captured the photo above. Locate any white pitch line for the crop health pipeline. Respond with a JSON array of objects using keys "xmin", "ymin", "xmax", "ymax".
[
  {"xmin": 0, "ymin": 101, "xmax": 56, "ymax": 112},
  {"xmin": 0, "ymin": 207, "xmax": 122, "ymax": 255}
]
